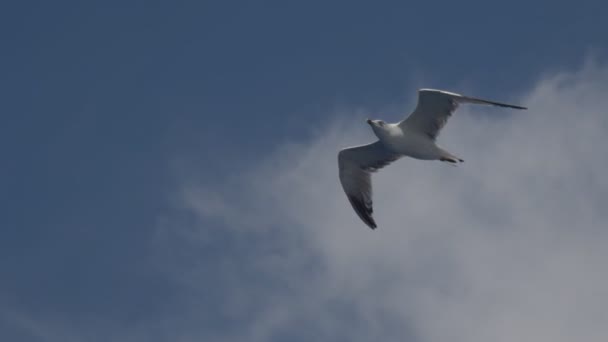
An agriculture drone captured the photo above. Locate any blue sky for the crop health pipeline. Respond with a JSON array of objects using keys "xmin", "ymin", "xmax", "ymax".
[{"xmin": 2, "ymin": 1, "xmax": 608, "ymax": 341}]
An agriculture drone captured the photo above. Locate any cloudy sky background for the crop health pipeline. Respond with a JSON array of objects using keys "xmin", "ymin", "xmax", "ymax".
[{"xmin": 2, "ymin": 1, "xmax": 608, "ymax": 341}]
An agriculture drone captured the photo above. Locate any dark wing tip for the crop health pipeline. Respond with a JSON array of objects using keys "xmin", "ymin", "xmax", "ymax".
[
  {"xmin": 495, "ymin": 103, "xmax": 527, "ymax": 110},
  {"xmin": 465, "ymin": 95, "xmax": 528, "ymax": 110},
  {"xmin": 347, "ymin": 195, "xmax": 378, "ymax": 230}
]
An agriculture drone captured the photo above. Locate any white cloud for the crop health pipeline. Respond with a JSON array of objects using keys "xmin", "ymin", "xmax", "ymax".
[
  {"xmin": 165, "ymin": 60, "xmax": 608, "ymax": 342},
  {"xmin": 15, "ymin": 61, "xmax": 600, "ymax": 342}
]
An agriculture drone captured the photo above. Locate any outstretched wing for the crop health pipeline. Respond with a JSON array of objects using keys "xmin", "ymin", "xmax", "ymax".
[
  {"xmin": 338, "ymin": 141, "xmax": 400, "ymax": 229},
  {"xmin": 399, "ymin": 89, "xmax": 526, "ymax": 140}
]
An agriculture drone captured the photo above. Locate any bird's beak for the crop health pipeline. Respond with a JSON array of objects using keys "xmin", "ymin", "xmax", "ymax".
[{"xmin": 366, "ymin": 119, "xmax": 372, "ymax": 125}]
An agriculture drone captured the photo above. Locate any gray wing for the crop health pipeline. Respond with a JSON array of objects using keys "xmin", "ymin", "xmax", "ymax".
[
  {"xmin": 399, "ymin": 89, "xmax": 527, "ymax": 140},
  {"xmin": 338, "ymin": 141, "xmax": 400, "ymax": 229}
]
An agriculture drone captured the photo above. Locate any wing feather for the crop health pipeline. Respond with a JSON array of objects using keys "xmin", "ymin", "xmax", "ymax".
[
  {"xmin": 399, "ymin": 89, "xmax": 526, "ymax": 140},
  {"xmin": 338, "ymin": 141, "xmax": 400, "ymax": 229}
]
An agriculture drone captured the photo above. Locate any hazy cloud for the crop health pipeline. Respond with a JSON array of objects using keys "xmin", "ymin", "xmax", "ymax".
[{"xmin": 166, "ymin": 60, "xmax": 608, "ymax": 342}]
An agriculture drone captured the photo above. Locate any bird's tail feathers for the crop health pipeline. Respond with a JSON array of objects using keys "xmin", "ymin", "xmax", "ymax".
[{"xmin": 439, "ymin": 150, "xmax": 464, "ymax": 164}]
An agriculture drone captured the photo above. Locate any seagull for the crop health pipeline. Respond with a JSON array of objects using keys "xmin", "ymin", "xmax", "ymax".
[{"xmin": 338, "ymin": 89, "xmax": 526, "ymax": 229}]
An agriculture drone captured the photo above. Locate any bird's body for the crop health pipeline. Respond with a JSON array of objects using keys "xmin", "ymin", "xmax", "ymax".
[
  {"xmin": 371, "ymin": 124, "xmax": 447, "ymax": 160},
  {"xmin": 338, "ymin": 89, "xmax": 526, "ymax": 229}
]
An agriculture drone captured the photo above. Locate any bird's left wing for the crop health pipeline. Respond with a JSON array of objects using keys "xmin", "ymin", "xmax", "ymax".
[
  {"xmin": 399, "ymin": 89, "xmax": 526, "ymax": 140},
  {"xmin": 338, "ymin": 141, "xmax": 400, "ymax": 229}
]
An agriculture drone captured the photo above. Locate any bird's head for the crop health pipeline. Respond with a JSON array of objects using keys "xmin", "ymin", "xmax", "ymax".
[
  {"xmin": 366, "ymin": 118, "xmax": 392, "ymax": 139},
  {"xmin": 366, "ymin": 118, "xmax": 386, "ymax": 127},
  {"xmin": 366, "ymin": 118, "xmax": 388, "ymax": 131}
]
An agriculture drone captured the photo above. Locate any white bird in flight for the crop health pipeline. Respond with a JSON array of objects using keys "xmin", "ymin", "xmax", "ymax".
[{"xmin": 338, "ymin": 89, "xmax": 526, "ymax": 229}]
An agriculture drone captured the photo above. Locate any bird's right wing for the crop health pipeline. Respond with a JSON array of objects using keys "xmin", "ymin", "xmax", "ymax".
[
  {"xmin": 400, "ymin": 89, "xmax": 526, "ymax": 140},
  {"xmin": 338, "ymin": 141, "xmax": 400, "ymax": 229}
]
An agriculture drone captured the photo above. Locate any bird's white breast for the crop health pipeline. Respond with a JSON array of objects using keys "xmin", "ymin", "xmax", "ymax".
[{"xmin": 376, "ymin": 125, "xmax": 441, "ymax": 160}]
